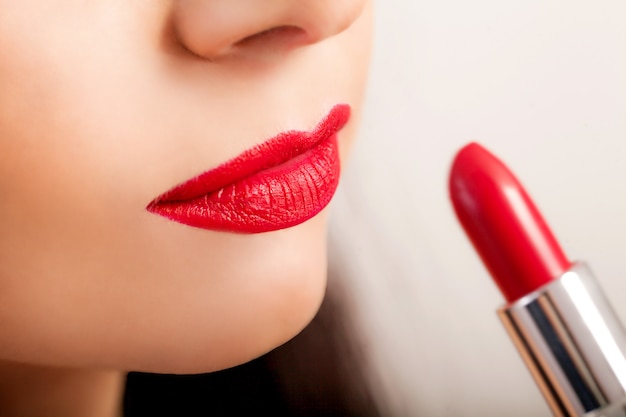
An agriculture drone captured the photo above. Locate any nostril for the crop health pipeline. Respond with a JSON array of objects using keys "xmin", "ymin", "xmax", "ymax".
[
  {"xmin": 234, "ymin": 25, "xmax": 311, "ymax": 52},
  {"xmin": 173, "ymin": 0, "xmax": 366, "ymax": 61}
]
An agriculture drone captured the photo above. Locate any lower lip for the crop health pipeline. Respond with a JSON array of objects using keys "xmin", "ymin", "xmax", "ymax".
[{"xmin": 149, "ymin": 133, "xmax": 341, "ymax": 233}]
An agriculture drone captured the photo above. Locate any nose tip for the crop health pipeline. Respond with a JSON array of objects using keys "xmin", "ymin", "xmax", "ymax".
[{"xmin": 172, "ymin": 0, "xmax": 366, "ymax": 61}]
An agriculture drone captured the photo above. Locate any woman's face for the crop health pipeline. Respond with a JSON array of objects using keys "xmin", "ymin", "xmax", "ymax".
[{"xmin": 0, "ymin": 0, "xmax": 372, "ymax": 373}]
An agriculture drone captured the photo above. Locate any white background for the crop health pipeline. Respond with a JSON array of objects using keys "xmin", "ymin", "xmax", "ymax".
[{"xmin": 330, "ymin": 1, "xmax": 626, "ymax": 415}]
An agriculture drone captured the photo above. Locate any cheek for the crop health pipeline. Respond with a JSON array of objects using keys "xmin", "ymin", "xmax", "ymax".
[
  {"xmin": 0, "ymin": 88, "xmax": 331, "ymax": 372},
  {"xmin": 0, "ymin": 92, "xmax": 329, "ymax": 373}
]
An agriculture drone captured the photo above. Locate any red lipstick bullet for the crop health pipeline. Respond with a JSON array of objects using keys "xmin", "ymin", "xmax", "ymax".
[{"xmin": 449, "ymin": 142, "xmax": 570, "ymax": 302}]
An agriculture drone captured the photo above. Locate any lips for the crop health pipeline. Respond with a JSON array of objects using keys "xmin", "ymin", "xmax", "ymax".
[{"xmin": 147, "ymin": 104, "xmax": 351, "ymax": 233}]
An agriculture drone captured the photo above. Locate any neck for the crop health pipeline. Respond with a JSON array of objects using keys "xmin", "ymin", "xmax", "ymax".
[{"xmin": 0, "ymin": 360, "xmax": 125, "ymax": 417}]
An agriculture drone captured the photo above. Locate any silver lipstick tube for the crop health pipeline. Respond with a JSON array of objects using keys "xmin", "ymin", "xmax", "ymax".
[{"xmin": 499, "ymin": 262, "xmax": 626, "ymax": 416}]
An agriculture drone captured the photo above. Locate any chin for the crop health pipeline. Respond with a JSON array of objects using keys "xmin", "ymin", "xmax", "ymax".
[
  {"xmin": 0, "ymin": 196, "xmax": 331, "ymax": 376},
  {"xmin": 139, "ymin": 276, "xmax": 327, "ymax": 375},
  {"xmin": 114, "ymin": 214, "xmax": 331, "ymax": 375}
]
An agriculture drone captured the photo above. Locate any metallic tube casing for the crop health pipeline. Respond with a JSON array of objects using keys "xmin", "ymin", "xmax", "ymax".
[{"xmin": 499, "ymin": 263, "xmax": 626, "ymax": 416}]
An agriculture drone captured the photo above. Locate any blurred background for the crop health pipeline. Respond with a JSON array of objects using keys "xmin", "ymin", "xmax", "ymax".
[{"xmin": 329, "ymin": 0, "xmax": 626, "ymax": 415}]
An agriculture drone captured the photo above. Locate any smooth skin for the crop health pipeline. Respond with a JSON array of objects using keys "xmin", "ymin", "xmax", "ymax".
[{"xmin": 0, "ymin": 1, "xmax": 373, "ymax": 415}]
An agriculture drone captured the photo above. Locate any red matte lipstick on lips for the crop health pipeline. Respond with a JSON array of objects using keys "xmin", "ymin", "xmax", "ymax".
[
  {"xmin": 450, "ymin": 143, "xmax": 626, "ymax": 417},
  {"xmin": 148, "ymin": 104, "xmax": 350, "ymax": 233}
]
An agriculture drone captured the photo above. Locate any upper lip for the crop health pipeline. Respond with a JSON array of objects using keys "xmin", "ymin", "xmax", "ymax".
[{"xmin": 150, "ymin": 104, "xmax": 351, "ymax": 204}]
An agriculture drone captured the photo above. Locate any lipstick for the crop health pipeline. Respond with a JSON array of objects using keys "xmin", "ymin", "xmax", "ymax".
[{"xmin": 449, "ymin": 143, "xmax": 626, "ymax": 417}]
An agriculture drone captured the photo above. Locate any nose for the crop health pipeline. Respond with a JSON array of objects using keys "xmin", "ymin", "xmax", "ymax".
[{"xmin": 172, "ymin": 0, "xmax": 366, "ymax": 61}]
